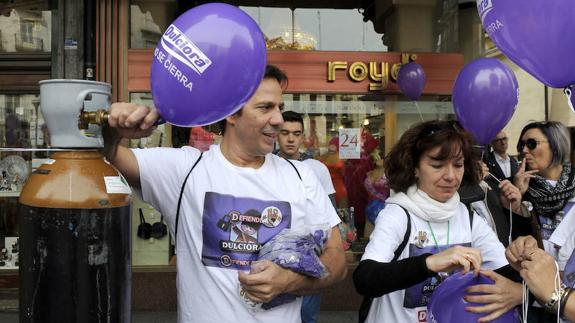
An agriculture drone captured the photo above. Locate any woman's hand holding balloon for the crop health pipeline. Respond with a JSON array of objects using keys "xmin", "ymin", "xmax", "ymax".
[
  {"xmin": 425, "ymin": 246, "xmax": 482, "ymax": 276},
  {"xmin": 463, "ymin": 270, "xmax": 522, "ymax": 322},
  {"xmin": 108, "ymin": 103, "xmax": 159, "ymax": 139}
]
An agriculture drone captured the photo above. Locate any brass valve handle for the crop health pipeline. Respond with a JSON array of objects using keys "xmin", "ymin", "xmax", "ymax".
[{"xmin": 79, "ymin": 109, "xmax": 109, "ymax": 129}]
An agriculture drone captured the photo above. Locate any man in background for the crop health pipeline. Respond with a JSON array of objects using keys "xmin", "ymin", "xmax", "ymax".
[
  {"xmin": 277, "ymin": 111, "xmax": 336, "ymax": 208},
  {"xmin": 276, "ymin": 110, "xmax": 336, "ymax": 323},
  {"xmin": 485, "ymin": 131, "xmax": 518, "ymax": 181}
]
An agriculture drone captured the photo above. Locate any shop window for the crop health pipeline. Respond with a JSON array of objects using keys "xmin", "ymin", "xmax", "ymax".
[
  {"xmin": 128, "ymin": 92, "xmax": 173, "ymax": 266},
  {"xmin": 281, "ymin": 93, "xmax": 454, "ymax": 236},
  {"xmin": 434, "ymin": 0, "xmax": 460, "ymax": 53},
  {"xmin": 241, "ymin": 7, "xmax": 387, "ymax": 51},
  {"xmin": 0, "ymin": 93, "xmax": 44, "ymax": 271},
  {"xmin": 128, "ymin": 1, "xmax": 387, "ymax": 51}
]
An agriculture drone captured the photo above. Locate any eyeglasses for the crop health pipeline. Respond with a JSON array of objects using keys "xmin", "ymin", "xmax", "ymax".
[
  {"xmin": 494, "ymin": 137, "xmax": 508, "ymax": 143},
  {"xmin": 518, "ymin": 138, "xmax": 548, "ymax": 151}
]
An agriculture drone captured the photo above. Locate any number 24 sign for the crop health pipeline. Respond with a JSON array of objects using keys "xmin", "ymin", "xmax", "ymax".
[{"xmin": 339, "ymin": 128, "xmax": 361, "ymax": 159}]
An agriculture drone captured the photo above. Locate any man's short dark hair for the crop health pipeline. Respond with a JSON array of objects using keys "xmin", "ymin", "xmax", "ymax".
[
  {"xmin": 281, "ymin": 111, "xmax": 303, "ymax": 130},
  {"xmin": 264, "ymin": 64, "xmax": 288, "ymax": 89},
  {"xmin": 217, "ymin": 64, "xmax": 288, "ymax": 134}
]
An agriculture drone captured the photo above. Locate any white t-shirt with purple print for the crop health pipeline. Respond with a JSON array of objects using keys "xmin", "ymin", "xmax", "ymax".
[{"xmin": 133, "ymin": 144, "xmax": 340, "ymax": 323}]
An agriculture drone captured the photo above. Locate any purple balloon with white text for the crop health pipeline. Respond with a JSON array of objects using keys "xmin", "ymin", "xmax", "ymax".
[
  {"xmin": 476, "ymin": 0, "xmax": 575, "ymax": 88},
  {"xmin": 428, "ymin": 272, "xmax": 519, "ymax": 323},
  {"xmin": 397, "ymin": 62, "xmax": 426, "ymax": 101},
  {"xmin": 453, "ymin": 58, "xmax": 518, "ymax": 145},
  {"xmin": 150, "ymin": 3, "xmax": 266, "ymax": 126}
]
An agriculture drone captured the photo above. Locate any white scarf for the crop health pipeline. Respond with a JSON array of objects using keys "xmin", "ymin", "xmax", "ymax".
[{"xmin": 385, "ymin": 185, "xmax": 460, "ymax": 222}]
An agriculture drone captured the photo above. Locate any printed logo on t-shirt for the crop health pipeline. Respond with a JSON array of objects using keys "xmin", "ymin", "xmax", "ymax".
[
  {"xmin": 404, "ymin": 242, "xmax": 471, "ymax": 309},
  {"xmin": 417, "ymin": 309, "xmax": 427, "ymax": 323},
  {"xmin": 201, "ymin": 192, "xmax": 291, "ymax": 270},
  {"xmin": 414, "ymin": 231, "xmax": 429, "ymax": 249}
]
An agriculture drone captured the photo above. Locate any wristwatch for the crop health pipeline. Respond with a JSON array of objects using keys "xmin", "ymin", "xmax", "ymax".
[{"xmin": 544, "ymin": 286, "xmax": 566, "ymax": 313}]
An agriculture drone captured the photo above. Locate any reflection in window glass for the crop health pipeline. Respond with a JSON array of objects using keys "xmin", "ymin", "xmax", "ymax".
[
  {"xmin": 434, "ymin": 0, "xmax": 459, "ymax": 52},
  {"xmin": 130, "ymin": 1, "xmax": 177, "ymax": 49},
  {"xmin": 0, "ymin": 94, "xmax": 43, "ymax": 149},
  {"xmin": 282, "ymin": 93, "xmax": 454, "ymax": 156},
  {"xmin": 0, "ymin": 94, "xmax": 43, "ymax": 196},
  {"xmin": 280, "ymin": 93, "xmax": 454, "ymax": 227},
  {"xmin": 0, "ymin": 9, "xmax": 51, "ymax": 53},
  {"xmin": 241, "ymin": 7, "xmax": 387, "ymax": 51},
  {"xmin": 282, "ymin": 93, "xmax": 386, "ymax": 156},
  {"xmin": 392, "ymin": 99, "xmax": 455, "ymax": 136}
]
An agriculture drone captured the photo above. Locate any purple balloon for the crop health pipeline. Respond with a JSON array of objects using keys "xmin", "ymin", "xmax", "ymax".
[
  {"xmin": 453, "ymin": 58, "xmax": 518, "ymax": 145},
  {"xmin": 477, "ymin": 0, "xmax": 575, "ymax": 88},
  {"xmin": 428, "ymin": 272, "xmax": 519, "ymax": 323},
  {"xmin": 150, "ymin": 3, "xmax": 266, "ymax": 126},
  {"xmin": 397, "ymin": 62, "xmax": 426, "ymax": 101}
]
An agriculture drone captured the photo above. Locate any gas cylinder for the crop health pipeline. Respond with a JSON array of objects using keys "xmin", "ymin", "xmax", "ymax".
[
  {"xmin": 18, "ymin": 79, "xmax": 132, "ymax": 323},
  {"xmin": 19, "ymin": 151, "xmax": 131, "ymax": 322}
]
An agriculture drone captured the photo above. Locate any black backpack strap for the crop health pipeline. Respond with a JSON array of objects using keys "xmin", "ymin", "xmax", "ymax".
[
  {"xmin": 467, "ymin": 203, "xmax": 474, "ymax": 247},
  {"xmin": 174, "ymin": 152, "xmax": 203, "ymax": 251},
  {"xmin": 468, "ymin": 203, "xmax": 474, "ymax": 229},
  {"xmin": 359, "ymin": 204, "xmax": 411, "ymax": 323},
  {"xmin": 393, "ymin": 205, "xmax": 412, "ymax": 261},
  {"xmin": 283, "ymin": 157, "xmax": 302, "ymax": 180}
]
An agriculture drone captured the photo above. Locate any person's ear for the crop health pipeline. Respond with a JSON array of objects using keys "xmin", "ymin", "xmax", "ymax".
[{"xmin": 226, "ymin": 114, "xmax": 238, "ymax": 127}]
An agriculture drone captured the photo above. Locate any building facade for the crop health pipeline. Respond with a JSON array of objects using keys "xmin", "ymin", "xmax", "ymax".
[{"xmin": 0, "ymin": 0, "xmax": 571, "ymax": 311}]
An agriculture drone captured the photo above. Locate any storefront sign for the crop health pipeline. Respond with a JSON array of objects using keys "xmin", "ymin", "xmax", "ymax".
[
  {"xmin": 129, "ymin": 50, "xmax": 464, "ymax": 95},
  {"xmin": 328, "ymin": 53, "xmax": 417, "ymax": 91},
  {"xmin": 339, "ymin": 128, "xmax": 361, "ymax": 159}
]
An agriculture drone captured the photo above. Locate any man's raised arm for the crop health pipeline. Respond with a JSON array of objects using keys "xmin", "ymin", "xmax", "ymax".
[{"xmin": 103, "ymin": 103, "xmax": 160, "ymax": 187}]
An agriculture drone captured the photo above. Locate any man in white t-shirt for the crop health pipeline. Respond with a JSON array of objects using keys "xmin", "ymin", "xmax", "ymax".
[
  {"xmin": 276, "ymin": 110, "xmax": 336, "ymax": 205},
  {"xmin": 276, "ymin": 110, "xmax": 337, "ymax": 323},
  {"xmin": 104, "ymin": 65, "xmax": 347, "ymax": 323}
]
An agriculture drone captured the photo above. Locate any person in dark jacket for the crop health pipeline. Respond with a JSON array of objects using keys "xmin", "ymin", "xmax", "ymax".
[{"xmin": 484, "ymin": 131, "xmax": 519, "ymax": 182}]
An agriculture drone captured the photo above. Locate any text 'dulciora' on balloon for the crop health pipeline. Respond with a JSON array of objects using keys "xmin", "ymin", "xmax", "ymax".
[{"xmin": 150, "ymin": 3, "xmax": 267, "ymax": 127}]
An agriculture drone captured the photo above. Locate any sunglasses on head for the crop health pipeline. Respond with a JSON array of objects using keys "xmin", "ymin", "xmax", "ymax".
[
  {"xmin": 518, "ymin": 138, "xmax": 547, "ymax": 151},
  {"xmin": 421, "ymin": 120, "xmax": 462, "ymax": 138}
]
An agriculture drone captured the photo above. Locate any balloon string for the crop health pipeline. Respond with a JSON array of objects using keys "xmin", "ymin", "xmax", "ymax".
[
  {"xmin": 555, "ymin": 261, "xmax": 561, "ymax": 323},
  {"xmin": 564, "ymin": 87, "xmax": 575, "ymax": 113},
  {"xmin": 413, "ymin": 101, "xmax": 424, "ymax": 122},
  {"xmin": 508, "ymin": 201, "xmax": 513, "ymax": 246},
  {"xmin": 522, "ymin": 281, "xmax": 529, "ymax": 322}
]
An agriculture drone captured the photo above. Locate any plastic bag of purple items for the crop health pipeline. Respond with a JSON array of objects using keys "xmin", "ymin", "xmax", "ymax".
[{"xmin": 239, "ymin": 226, "xmax": 331, "ymax": 311}]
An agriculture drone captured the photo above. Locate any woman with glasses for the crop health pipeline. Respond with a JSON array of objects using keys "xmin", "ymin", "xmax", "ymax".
[
  {"xmin": 354, "ymin": 120, "xmax": 523, "ymax": 323},
  {"xmin": 508, "ymin": 121, "xmax": 575, "ymax": 322}
]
